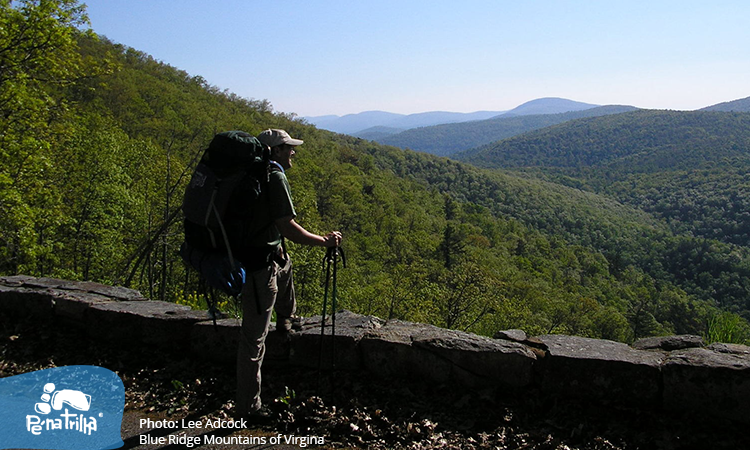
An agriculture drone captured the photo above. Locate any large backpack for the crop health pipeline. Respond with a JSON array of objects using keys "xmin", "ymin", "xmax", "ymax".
[{"xmin": 180, "ymin": 130, "xmax": 270, "ymax": 299}]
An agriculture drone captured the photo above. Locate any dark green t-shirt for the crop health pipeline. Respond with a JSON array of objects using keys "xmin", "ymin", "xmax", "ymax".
[{"xmin": 228, "ymin": 167, "xmax": 296, "ymax": 259}]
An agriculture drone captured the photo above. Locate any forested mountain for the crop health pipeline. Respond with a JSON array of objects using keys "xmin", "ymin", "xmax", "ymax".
[
  {"xmin": 377, "ymin": 105, "xmax": 638, "ymax": 156},
  {"xmin": 458, "ymin": 110, "xmax": 750, "ymax": 170},
  {"xmin": 500, "ymin": 97, "xmax": 598, "ymax": 116},
  {"xmin": 701, "ymin": 95, "xmax": 750, "ymax": 112},
  {"xmin": 456, "ymin": 109, "xmax": 750, "ymax": 321},
  {"xmin": 352, "ymin": 126, "xmax": 405, "ymax": 141},
  {"xmin": 3, "ymin": 0, "xmax": 748, "ymax": 344}
]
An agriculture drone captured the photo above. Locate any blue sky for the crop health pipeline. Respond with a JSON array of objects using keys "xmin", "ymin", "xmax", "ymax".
[{"xmin": 82, "ymin": 1, "xmax": 750, "ymax": 117}]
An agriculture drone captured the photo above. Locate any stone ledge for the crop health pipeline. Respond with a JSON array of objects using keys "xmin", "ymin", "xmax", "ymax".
[
  {"xmin": 360, "ymin": 320, "xmax": 536, "ymax": 389},
  {"xmin": 0, "ymin": 275, "xmax": 145, "ymax": 301},
  {"xmin": 86, "ymin": 300, "xmax": 207, "ymax": 349},
  {"xmin": 2, "ymin": 275, "xmax": 750, "ymax": 424},
  {"xmin": 663, "ymin": 347, "xmax": 750, "ymax": 421},
  {"xmin": 0, "ymin": 284, "xmax": 56, "ymax": 317},
  {"xmin": 537, "ymin": 335, "xmax": 664, "ymax": 409}
]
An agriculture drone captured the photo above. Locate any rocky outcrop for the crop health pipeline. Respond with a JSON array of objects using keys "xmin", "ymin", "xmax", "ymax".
[
  {"xmin": 358, "ymin": 318, "xmax": 537, "ymax": 389},
  {"xmin": 662, "ymin": 346, "xmax": 750, "ymax": 423},
  {"xmin": 537, "ymin": 334, "xmax": 664, "ymax": 409},
  {"xmin": 3, "ymin": 275, "xmax": 750, "ymax": 424}
]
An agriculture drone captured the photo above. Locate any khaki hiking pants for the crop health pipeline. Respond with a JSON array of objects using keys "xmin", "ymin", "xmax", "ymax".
[{"xmin": 236, "ymin": 257, "xmax": 295, "ymax": 415}]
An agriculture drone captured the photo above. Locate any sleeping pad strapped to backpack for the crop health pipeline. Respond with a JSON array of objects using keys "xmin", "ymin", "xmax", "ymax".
[{"xmin": 180, "ymin": 130, "xmax": 270, "ymax": 298}]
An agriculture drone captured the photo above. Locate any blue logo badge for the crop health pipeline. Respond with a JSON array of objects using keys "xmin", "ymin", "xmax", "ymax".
[{"xmin": 0, "ymin": 365, "xmax": 124, "ymax": 450}]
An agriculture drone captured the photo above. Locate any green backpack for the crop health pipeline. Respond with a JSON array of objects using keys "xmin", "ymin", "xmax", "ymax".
[{"xmin": 180, "ymin": 130, "xmax": 270, "ymax": 297}]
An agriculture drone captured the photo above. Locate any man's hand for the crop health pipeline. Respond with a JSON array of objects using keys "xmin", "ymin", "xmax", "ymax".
[{"xmin": 323, "ymin": 231, "xmax": 343, "ymax": 248}]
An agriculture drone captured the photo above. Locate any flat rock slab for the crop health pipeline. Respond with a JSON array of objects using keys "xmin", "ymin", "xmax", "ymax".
[
  {"xmin": 708, "ymin": 342, "xmax": 750, "ymax": 356},
  {"xmin": 633, "ymin": 334, "xmax": 704, "ymax": 351},
  {"xmin": 0, "ymin": 284, "xmax": 56, "ymax": 317},
  {"xmin": 6, "ymin": 276, "xmax": 145, "ymax": 301},
  {"xmin": 53, "ymin": 290, "xmax": 115, "ymax": 323},
  {"xmin": 494, "ymin": 329, "xmax": 528, "ymax": 343},
  {"xmin": 0, "ymin": 275, "xmax": 37, "ymax": 286},
  {"xmin": 663, "ymin": 347, "xmax": 750, "ymax": 421},
  {"xmin": 361, "ymin": 320, "xmax": 536, "ymax": 389},
  {"xmin": 87, "ymin": 300, "xmax": 207, "ymax": 350},
  {"xmin": 538, "ymin": 335, "xmax": 664, "ymax": 408}
]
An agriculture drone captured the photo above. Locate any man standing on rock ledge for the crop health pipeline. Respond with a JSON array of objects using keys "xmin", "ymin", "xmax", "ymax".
[{"xmin": 235, "ymin": 128, "xmax": 342, "ymax": 421}]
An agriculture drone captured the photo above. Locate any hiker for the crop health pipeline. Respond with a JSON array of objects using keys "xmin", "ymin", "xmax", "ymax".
[{"xmin": 235, "ymin": 128, "xmax": 342, "ymax": 420}]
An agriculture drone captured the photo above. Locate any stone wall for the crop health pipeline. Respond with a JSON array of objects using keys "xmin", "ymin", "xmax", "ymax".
[{"xmin": 2, "ymin": 275, "xmax": 750, "ymax": 424}]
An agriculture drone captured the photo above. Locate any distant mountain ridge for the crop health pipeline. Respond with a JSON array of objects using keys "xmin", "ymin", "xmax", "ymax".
[
  {"xmin": 371, "ymin": 96, "xmax": 750, "ymax": 157},
  {"xmin": 501, "ymin": 97, "xmax": 598, "ymax": 116},
  {"xmin": 305, "ymin": 110, "xmax": 506, "ymax": 135},
  {"xmin": 701, "ymin": 96, "xmax": 750, "ymax": 112},
  {"xmin": 304, "ymin": 97, "xmax": 598, "ymax": 136},
  {"xmin": 456, "ymin": 109, "xmax": 750, "ymax": 170},
  {"xmin": 377, "ymin": 105, "xmax": 638, "ymax": 157}
]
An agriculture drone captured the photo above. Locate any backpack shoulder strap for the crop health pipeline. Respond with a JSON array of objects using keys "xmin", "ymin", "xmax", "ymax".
[{"xmin": 269, "ymin": 160, "xmax": 285, "ymax": 174}]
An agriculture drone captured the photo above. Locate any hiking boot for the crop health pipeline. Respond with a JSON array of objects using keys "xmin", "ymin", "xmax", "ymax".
[
  {"xmin": 276, "ymin": 315, "xmax": 302, "ymax": 333},
  {"xmin": 235, "ymin": 406, "xmax": 273, "ymax": 427}
]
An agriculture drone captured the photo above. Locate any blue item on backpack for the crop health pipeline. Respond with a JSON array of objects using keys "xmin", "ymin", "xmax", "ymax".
[{"xmin": 180, "ymin": 241, "xmax": 246, "ymax": 298}]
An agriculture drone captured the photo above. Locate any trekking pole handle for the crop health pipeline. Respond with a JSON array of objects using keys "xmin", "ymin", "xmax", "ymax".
[{"xmin": 325, "ymin": 246, "xmax": 346, "ymax": 268}]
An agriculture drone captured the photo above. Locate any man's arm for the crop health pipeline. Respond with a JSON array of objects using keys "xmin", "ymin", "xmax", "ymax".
[{"xmin": 275, "ymin": 216, "xmax": 342, "ymax": 248}]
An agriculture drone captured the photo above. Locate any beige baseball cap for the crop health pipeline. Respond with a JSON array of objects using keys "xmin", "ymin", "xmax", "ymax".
[{"xmin": 257, "ymin": 129, "xmax": 304, "ymax": 147}]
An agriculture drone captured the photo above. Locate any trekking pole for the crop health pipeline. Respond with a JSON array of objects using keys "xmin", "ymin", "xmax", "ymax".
[
  {"xmin": 329, "ymin": 246, "xmax": 345, "ymax": 372},
  {"xmin": 318, "ymin": 248, "xmax": 333, "ymax": 374},
  {"xmin": 317, "ymin": 246, "xmax": 346, "ymax": 378}
]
